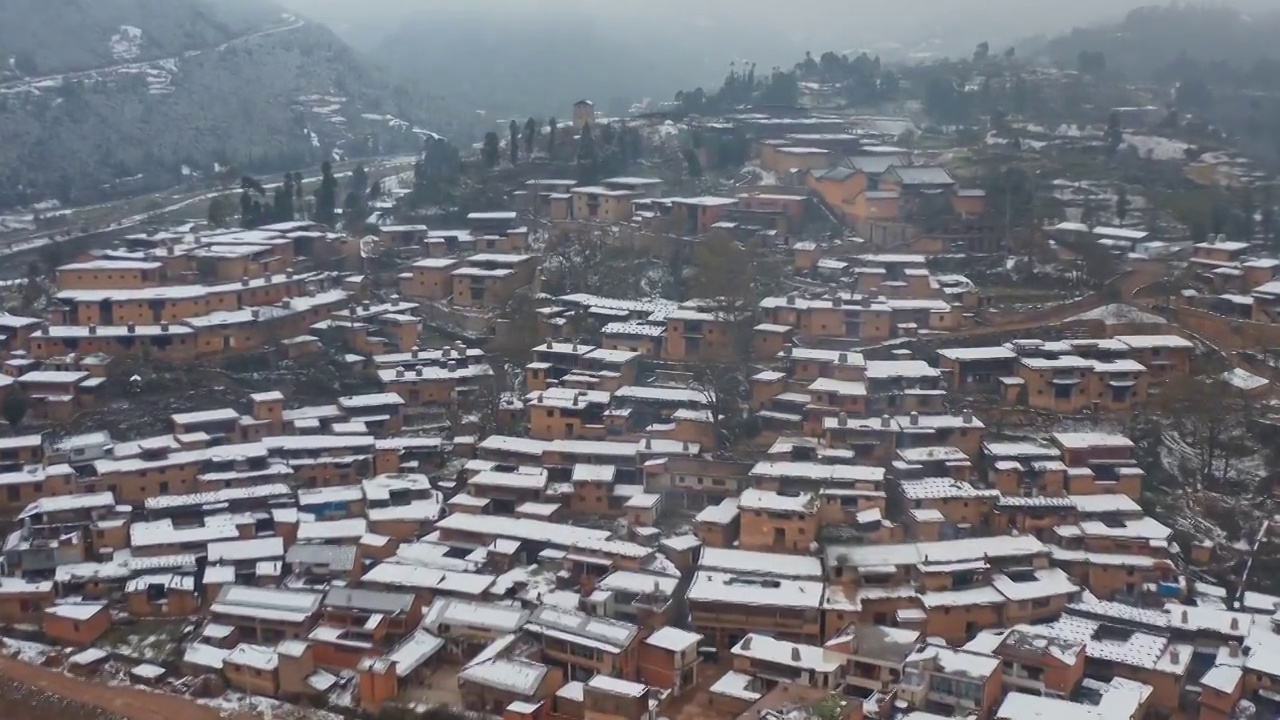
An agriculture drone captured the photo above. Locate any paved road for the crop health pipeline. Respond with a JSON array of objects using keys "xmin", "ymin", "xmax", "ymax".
[
  {"xmin": 0, "ymin": 16, "xmax": 306, "ymax": 92},
  {"xmin": 0, "ymin": 154, "xmax": 420, "ymax": 258}
]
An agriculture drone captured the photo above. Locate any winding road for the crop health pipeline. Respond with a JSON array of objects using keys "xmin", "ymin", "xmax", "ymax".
[{"xmin": 0, "ymin": 15, "xmax": 306, "ymax": 93}]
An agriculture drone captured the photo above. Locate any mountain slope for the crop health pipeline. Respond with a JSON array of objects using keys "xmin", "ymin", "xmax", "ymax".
[
  {"xmin": 1033, "ymin": 4, "xmax": 1280, "ymax": 78},
  {"xmin": 0, "ymin": 0, "xmax": 466, "ymax": 210}
]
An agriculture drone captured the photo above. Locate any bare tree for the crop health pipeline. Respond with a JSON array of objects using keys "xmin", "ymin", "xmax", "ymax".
[{"xmin": 1152, "ymin": 371, "xmax": 1257, "ymax": 494}]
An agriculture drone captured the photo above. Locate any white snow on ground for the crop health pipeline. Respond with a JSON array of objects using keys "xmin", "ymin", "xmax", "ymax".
[
  {"xmin": 200, "ymin": 691, "xmax": 346, "ymax": 720},
  {"xmin": 110, "ymin": 26, "xmax": 143, "ymax": 62},
  {"xmin": 1221, "ymin": 368, "xmax": 1269, "ymax": 391},
  {"xmin": 1123, "ymin": 134, "xmax": 1194, "ymax": 161},
  {"xmin": 1066, "ymin": 304, "xmax": 1168, "ymax": 325},
  {"xmin": 1, "ymin": 636, "xmax": 55, "ymax": 664}
]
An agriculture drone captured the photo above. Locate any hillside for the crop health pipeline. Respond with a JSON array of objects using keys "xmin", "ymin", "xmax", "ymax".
[
  {"xmin": 0, "ymin": 0, "xmax": 467, "ymax": 210},
  {"xmin": 1034, "ymin": 4, "xmax": 1280, "ymax": 78}
]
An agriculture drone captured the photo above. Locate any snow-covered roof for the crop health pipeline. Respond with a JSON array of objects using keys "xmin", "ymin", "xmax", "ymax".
[
  {"xmin": 827, "ymin": 535, "xmax": 1047, "ymax": 569},
  {"xmin": 645, "ymin": 626, "xmax": 703, "ymax": 653},
  {"xmin": 699, "ymin": 547, "xmax": 824, "ymax": 579},
  {"xmin": 1113, "ymin": 335, "xmax": 1194, "ymax": 350},
  {"xmin": 733, "ymin": 633, "xmax": 844, "ymax": 672},
  {"xmin": 686, "ymin": 571, "xmax": 824, "ymax": 610},
  {"xmin": 739, "ymin": 488, "xmax": 816, "ymax": 514}
]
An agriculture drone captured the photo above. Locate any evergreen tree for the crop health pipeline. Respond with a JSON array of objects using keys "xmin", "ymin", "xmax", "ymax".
[
  {"xmin": 343, "ymin": 190, "xmax": 366, "ymax": 232},
  {"xmin": 547, "ymin": 118, "xmax": 558, "ymax": 157},
  {"xmin": 683, "ymin": 149, "xmax": 703, "ymax": 178},
  {"xmin": 1115, "ymin": 186, "xmax": 1130, "ymax": 223},
  {"xmin": 482, "ymin": 132, "xmax": 501, "ymax": 168},
  {"xmin": 2, "ymin": 389, "xmax": 28, "ymax": 429},
  {"xmin": 240, "ymin": 190, "xmax": 253, "ymax": 228},
  {"xmin": 1238, "ymin": 188, "xmax": 1257, "ymax": 239},
  {"xmin": 314, "ymin": 161, "xmax": 338, "ymax": 226},
  {"xmin": 509, "ymin": 120, "xmax": 520, "ymax": 164},
  {"xmin": 275, "ymin": 173, "xmax": 295, "ymax": 222},
  {"xmin": 1261, "ymin": 186, "xmax": 1276, "ymax": 244},
  {"xmin": 576, "ymin": 124, "xmax": 599, "ymax": 183},
  {"xmin": 208, "ymin": 195, "xmax": 233, "ymax": 228},
  {"xmin": 350, "ymin": 164, "xmax": 369, "ymax": 199},
  {"xmin": 1106, "ymin": 111, "xmax": 1123, "ymax": 155},
  {"xmin": 523, "ymin": 117, "xmax": 539, "ymax": 156}
]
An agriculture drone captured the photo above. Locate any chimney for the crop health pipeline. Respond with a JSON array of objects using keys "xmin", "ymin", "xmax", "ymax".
[
  {"xmin": 396, "ymin": 367, "xmax": 405, "ymax": 379},
  {"xmin": 363, "ymin": 300, "xmax": 373, "ymax": 312},
  {"xmin": 264, "ymin": 272, "xmax": 272, "ymax": 283},
  {"xmin": 161, "ymin": 321, "xmax": 170, "ymax": 333},
  {"xmin": 167, "ymin": 245, "xmax": 176, "ymax": 256},
  {"xmin": 1181, "ymin": 609, "xmax": 1189, "ymax": 624},
  {"xmin": 910, "ymin": 411, "xmax": 919, "ymax": 426},
  {"xmin": 962, "ymin": 409, "xmax": 974, "ymax": 424},
  {"xmin": 88, "ymin": 324, "xmax": 97, "ymax": 335},
  {"xmin": 546, "ymin": 338, "xmax": 553, "ymax": 349},
  {"xmin": 741, "ymin": 636, "xmax": 753, "ymax": 651},
  {"xmin": 791, "ymin": 647, "xmax": 801, "ymax": 662},
  {"xmin": 411, "ymin": 346, "xmax": 420, "ymax": 359},
  {"xmin": 127, "ymin": 322, "xmax": 136, "ymax": 334},
  {"xmin": 880, "ymin": 414, "xmax": 891, "ymax": 428},
  {"xmin": 1170, "ymin": 648, "xmax": 1181, "ymax": 664},
  {"xmin": 447, "ymin": 360, "xmax": 457, "ymax": 372},
  {"xmin": 572, "ymin": 341, "xmax": 579, "ymax": 352},
  {"xmin": 1229, "ymin": 641, "xmax": 1241, "ymax": 657},
  {"xmin": 241, "ymin": 276, "xmax": 250, "ymax": 287},
  {"xmin": 682, "ymin": 441, "xmax": 690, "ymax": 452},
  {"xmin": 833, "ymin": 295, "xmax": 843, "ymax": 308},
  {"xmin": 1231, "ymin": 617, "xmax": 1240, "ymax": 631},
  {"xmin": 287, "ymin": 267, "xmax": 295, "ymax": 278},
  {"xmin": 415, "ymin": 366, "xmax": 424, "ymax": 377},
  {"xmin": 786, "ymin": 294, "xmax": 797, "ymax": 306},
  {"xmin": 454, "ymin": 341, "xmax": 465, "ymax": 352},
  {"xmin": 644, "ymin": 437, "xmax": 652, "ymax": 450},
  {"xmin": 838, "ymin": 352, "xmax": 848, "ymax": 364},
  {"xmin": 251, "ymin": 309, "xmax": 261, "ymax": 320},
  {"xmin": 838, "ymin": 412, "xmax": 848, "ymax": 427}
]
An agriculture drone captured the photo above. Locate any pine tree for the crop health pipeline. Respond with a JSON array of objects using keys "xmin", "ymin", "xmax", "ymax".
[
  {"xmin": 482, "ymin": 132, "xmax": 500, "ymax": 168},
  {"xmin": 350, "ymin": 164, "xmax": 369, "ymax": 199},
  {"xmin": 523, "ymin": 117, "xmax": 539, "ymax": 156},
  {"xmin": 314, "ymin": 161, "xmax": 338, "ymax": 226},
  {"xmin": 683, "ymin": 149, "xmax": 703, "ymax": 178},
  {"xmin": 1106, "ymin": 111, "xmax": 1123, "ymax": 156},
  {"xmin": 1115, "ymin": 186, "xmax": 1130, "ymax": 223},
  {"xmin": 1261, "ymin": 186, "xmax": 1276, "ymax": 245},
  {"xmin": 240, "ymin": 190, "xmax": 253, "ymax": 228},
  {"xmin": 208, "ymin": 195, "xmax": 233, "ymax": 228},
  {"xmin": 547, "ymin": 118, "xmax": 558, "ymax": 158},
  {"xmin": 509, "ymin": 120, "xmax": 520, "ymax": 164},
  {"xmin": 343, "ymin": 190, "xmax": 365, "ymax": 232},
  {"xmin": 576, "ymin": 124, "xmax": 599, "ymax": 183},
  {"xmin": 275, "ymin": 173, "xmax": 295, "ymax": 222},
  {"xmin": 2, "ymin": 389, "xmax": 28, "ymax": 429}
]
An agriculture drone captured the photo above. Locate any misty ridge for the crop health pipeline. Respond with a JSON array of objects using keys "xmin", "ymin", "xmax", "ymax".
[{"xmin": 279, "ymin": 0, "xmax": 1280, "ymax": 117}]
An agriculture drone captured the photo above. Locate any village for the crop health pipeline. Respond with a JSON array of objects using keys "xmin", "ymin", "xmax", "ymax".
[{"xmin": 0, "ymin": 84, "xmax": 1278, "ymax": 720}]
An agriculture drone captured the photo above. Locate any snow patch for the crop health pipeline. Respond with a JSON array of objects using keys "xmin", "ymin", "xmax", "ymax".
[
  {"xmin": 1221, "ymin": 368, "xmax": 1268, "ymax": 391},
  {"xmin": 1066, "ymin": 304, "xmax": 1168, "ymax": 326},
  {"xmin": 1123, "ymin": 134, "xmax": 1194, "ymax": 161},
  {"xmin": 110, "ymin": 26, "xmax": 144, "ymax": 62}
]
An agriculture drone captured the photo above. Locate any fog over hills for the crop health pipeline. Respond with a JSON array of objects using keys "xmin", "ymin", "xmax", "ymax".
[{"xmin": 276, "ymin": 0, "xmax": 1276, "ymax": 118}]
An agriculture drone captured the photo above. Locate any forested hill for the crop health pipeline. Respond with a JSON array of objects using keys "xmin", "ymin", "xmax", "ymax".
[
  {"xmin": 1033, "ymin": 4, "xmax": 1280, "ymax": 79},
  {"xmin": 0, "ymin": 0, "xmax": 467, "ymax": 210}
]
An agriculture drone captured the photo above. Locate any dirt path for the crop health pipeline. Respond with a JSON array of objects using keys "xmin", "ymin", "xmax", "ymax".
[{"xmin": 0, "ymin": 654, "xmax": 254, "ymax": 720}]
